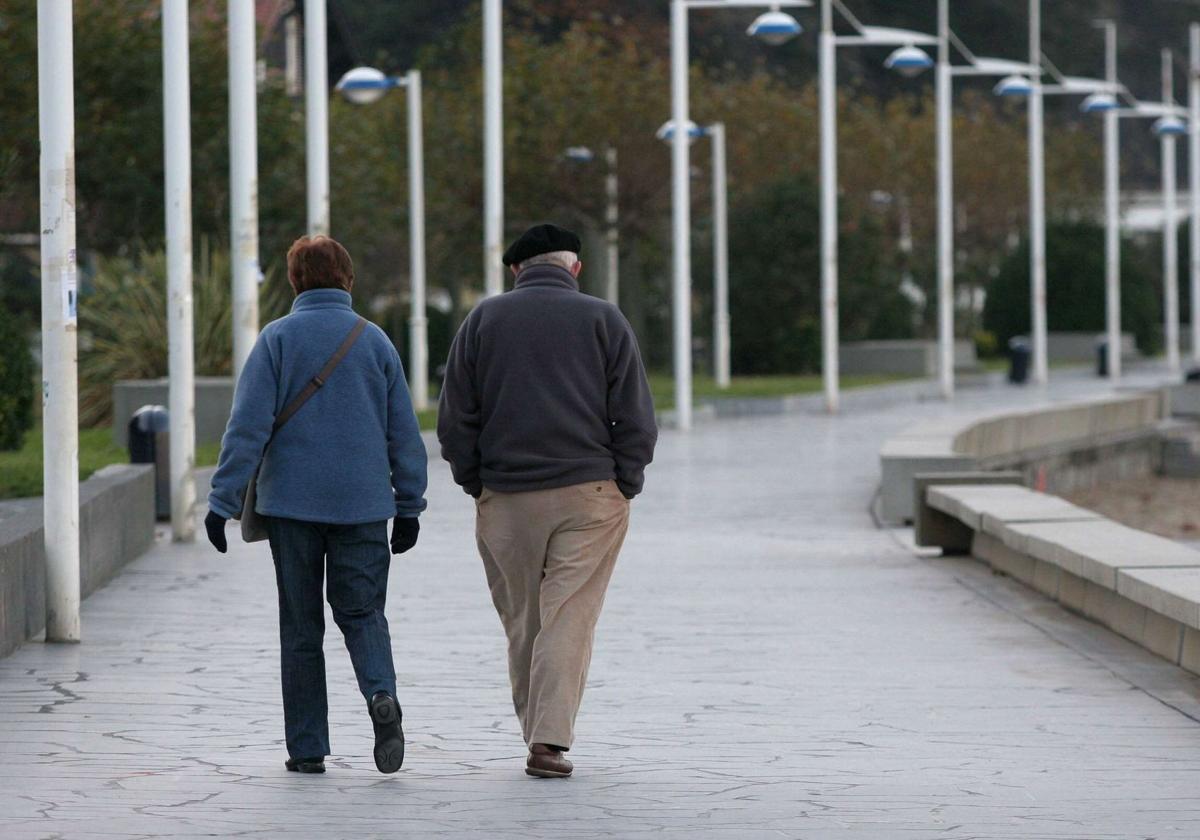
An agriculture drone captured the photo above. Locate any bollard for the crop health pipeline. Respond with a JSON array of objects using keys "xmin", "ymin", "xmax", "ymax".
[
  {"xmin": 128, "ymin": 405, "xmax": 170, "ymax": 520},
  {"xmin": 1007, "ymin": 337, "xmax": 1031, "ymax": 385},
  {"xmin": 1096, "ymin": 339, "xmax": 1108, "ymax": 378}
]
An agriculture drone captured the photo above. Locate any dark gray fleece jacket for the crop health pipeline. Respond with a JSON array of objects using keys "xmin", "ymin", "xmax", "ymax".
[{"xmin": 437, "ymin": 264, "xmax": 657, "ymax": 498}]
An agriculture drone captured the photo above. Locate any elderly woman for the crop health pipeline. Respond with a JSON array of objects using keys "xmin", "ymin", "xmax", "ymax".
[{"xmin": 206, "ymin": 235, "xmax": 427, "ymax": 776}]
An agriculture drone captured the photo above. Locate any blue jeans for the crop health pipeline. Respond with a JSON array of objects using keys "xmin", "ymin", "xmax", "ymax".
[{"xmin": 266, "ymin": 516, "xmax": 397, "ymax": 759}]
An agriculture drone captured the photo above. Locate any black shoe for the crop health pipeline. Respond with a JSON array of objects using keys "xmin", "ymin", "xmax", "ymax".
[
  {"xmin": 369, "ymin": 691, "xmax": 405, "ymax": 774},
  {"xmin": 285, "ymin": 756, "xmax": 326, "ymax": 774}
]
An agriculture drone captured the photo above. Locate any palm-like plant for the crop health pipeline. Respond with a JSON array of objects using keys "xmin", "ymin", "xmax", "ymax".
[{"xmin": 79, "ymin": 244, "xmax": 290, "ymax": 426}]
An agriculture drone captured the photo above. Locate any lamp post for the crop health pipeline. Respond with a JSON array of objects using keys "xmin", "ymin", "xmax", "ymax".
[
  {"xmin": 164, "ymin": 0, "xmax": 196, "ymax": 543},
  {"xmin": 1161, "ymin": 49, "xmax": 1182, "ymax": 376},
  {"xmin": 669, "ymin": 0, "xmax": 806, "ymax": 430},
  {"xmin": 563, "ymin": 145, "xmax": 621, "ymax": 306},
  {"xmin": 657, "ymin": 120, "xmax": 732, "ymax": 390},
  {"xmin": 1028, "ymin": 0, "xmax": 1047, "ymax": 387},
  {"xmin": 304, "ymin": 0, "xmax": 329, "ymax": 235},
  {"xmin": 483, "ymin": 0, "xmax": 504, "ymax": 297},
  {"xmin": 820, "ymin": 0, "xmax": 936, "ymax": 412},
  {"xmin": 228, "ymin": 0, "xmax": 260, "ymax": 381},
  {"xmin": 335, "ymin": 67, "xmax": 430, "ymax": 410},
  {"xmin": 1190, "ymin": 24, "xmax": 1200, "ymax": 367},
  {"xmin": 1099, "ymin": 20, "xmax": 1122, "ymax": 382},
  {"xmin": 37, "ymin": 0, "xmax": 81, "ymax": 641}
]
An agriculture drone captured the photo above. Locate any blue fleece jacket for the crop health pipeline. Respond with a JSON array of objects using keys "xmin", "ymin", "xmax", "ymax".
[{"xmin": 208, "ymin": 289, "xmax": 427, "ymax": 525}]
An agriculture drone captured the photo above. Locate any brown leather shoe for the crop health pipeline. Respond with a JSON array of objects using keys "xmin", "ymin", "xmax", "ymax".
[{"xmin": 525, "ymin": 743, "xmax": 573, "ymax": 778}]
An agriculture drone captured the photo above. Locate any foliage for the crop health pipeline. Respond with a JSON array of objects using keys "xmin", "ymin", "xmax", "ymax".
[
  {"xmin": 0, "ymin": 306, "xmax": 34, "ymax": 450},
  {"xmin": 721, "ymin": 174, "xmax": 913, "ymax": 375},
  {"xmin": 77, "ymin": 246, "xmax": 292, "ymax": 426},
  {"xmin": 983, "ymin": 220, "xmax": 1161, "ymax": 355}
]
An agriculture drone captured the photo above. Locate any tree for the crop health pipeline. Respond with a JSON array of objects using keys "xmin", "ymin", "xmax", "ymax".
[
  {"xmin": 0, "ymin": 306, "xmax": 34, "ymax": 450},
  {"xmin": 983, "ymin": 220, "xmax": 1161, "ymax": 355}
]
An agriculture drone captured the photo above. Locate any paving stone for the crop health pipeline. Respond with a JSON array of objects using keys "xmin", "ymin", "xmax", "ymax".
[{"xmin": 1, "ymin": 370, "xmax": 1198, "ymax": 838}]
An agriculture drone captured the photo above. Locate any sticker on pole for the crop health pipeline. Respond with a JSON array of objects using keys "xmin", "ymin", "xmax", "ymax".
[{"xmin": 62, "ymin": 267, "xmax": 77, "ymax": 326}]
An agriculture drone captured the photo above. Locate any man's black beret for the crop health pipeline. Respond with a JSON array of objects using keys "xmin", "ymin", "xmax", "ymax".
[{"xmin": 502, "ymin": 223, "xmax": 582, "ymax": 267}]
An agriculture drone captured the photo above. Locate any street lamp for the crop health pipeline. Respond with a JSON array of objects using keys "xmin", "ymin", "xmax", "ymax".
[
  {"xmin": 229, "ymin": 0, "xmax": 260, "ymax": 382},
  {"xmin": 819, "ymin": 0, "xmax": 936, "ymax": 412},
  {"xmin": 1110, "ymin": 85, "xmax": 1189, "ymax": 376},
  {"xmin": 658, "ymin": 120, "xmax": 732, "ymax": 389},
  {"xmin": 483, "ymin": 0, "xmax": 504, "ymax": 297},
  {"xmin": 1190, "ymin": 24, "xmax": 1200, "ymax": 367},
  {"xmin": 668, "ymin": 0, "xmax": 809, "ymax": 430},
  {"xmin": 305, "ymin": 0, "xmax": 329, "ymax": 236},
  {"xmin": 562, "ymin": 145, "xmax": 621, "ymax": 307},
  {"xmin": 335, "ymin": 66, "xmax": 430, "ymax": 410}
]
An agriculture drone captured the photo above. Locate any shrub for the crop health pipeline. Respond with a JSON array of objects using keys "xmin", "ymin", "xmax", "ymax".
[
  {"xmin": 0, "ymin": 306, "xmax": 35, "ymax": 450},
  {"xmin": 78, "ymin": 245, "xmax": 292, "ymax": 426}
]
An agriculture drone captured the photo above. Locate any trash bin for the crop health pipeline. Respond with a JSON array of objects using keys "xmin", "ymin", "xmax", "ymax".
[
  {"xmin": 1008, "ymin": 337, "xmax": 1030, "ymax": 385},
  {"xmin": 128, "ymin": 405, "xmax": 170, "ymax": 520},
  {"xmin": 1096, "ymin": 339, "xmax": 1108, "ymax": 378}
]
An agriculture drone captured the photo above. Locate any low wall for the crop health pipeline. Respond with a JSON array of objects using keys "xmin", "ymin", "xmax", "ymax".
[
  {"xmin": 112, "ymin": 376, "xmax": 233, "ymax": 448},
  {"xmin": 839, "ymin": 339, "xmax": 978, "ymax": 378},
  {"xmin": 879, "ymin": 391, "xmax": 1167, "ymax": 523},
  {"xmin": 1046, "ymin": 331, "xmax": 1136, "ymax": 363},
  {"xmin": 0, "ymin": 464, "xmax": 155, "ymax": 658},
  {"xmin": 918, "ymin": 483, "xmax": 1200, "ymax": 677}
]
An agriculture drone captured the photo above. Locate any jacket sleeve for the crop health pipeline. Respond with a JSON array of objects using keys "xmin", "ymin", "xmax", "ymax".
[
  {"xmin": 605, "ymin": 311, "xmax": 658, "ymax": 498},
  {"xmin": 207, "ymin": 333, "xmax": 279, "ymax": 519},
  {"xmin": 436, "ymin": 315, "xmax": 484, "ymax": 497},
  {"xmin": 385, "ymin": 345, "xmax": 429, "ymax": 518}
]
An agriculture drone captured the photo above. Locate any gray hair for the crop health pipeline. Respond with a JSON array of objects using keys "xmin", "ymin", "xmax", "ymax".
[{"xmin": 518, "ymin": 250, "xmax": 578, "ymax": 270}]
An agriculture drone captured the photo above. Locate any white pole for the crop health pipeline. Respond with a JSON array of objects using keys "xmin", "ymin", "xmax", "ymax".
[
  {"xmin": 1029, "ymin": 0, "xmax": 1048, "ymax": 386},
  {"xmin": 605, "ymin": 146, "xmax": 620, "ymax": 306},
  {"xmin": 37, "ymin": 0, "xmax": 80, "ymax": 642},
  {"xmin": 1104, "ymin": 21, "xmax": 1121, "ymax": 381},
  {"xmin": 406, "ymin": 70, "xmax": 429, "ymax": 411},
  {"xmin": 1163, "ymin": 49, "xmax": 1181, "ymax": 375},
  {"xmin": 1190, "ymin": 24, "xmax": 1200, "ymax": 365},
  {"xmin": 304, "ymin": 0, "xmax": 329, "ymax": 235},
  {"xmin": 670, "ymin": 0, "xmax": 693, "ymax": 429},
  {"xmin": 284, "ymin": 13, "xmax": 301, "ymax": 98},
  {"xmin": 228, "ymin": 0, "xmax": 259, "ymax": 381},
  {"xmin": 483, "ymin": 0, "xmax": 505, "ymax": 296},
  {"xmin": 935, "ymin": 0, "xmax": 954, "ymax": 399},
  {"xmin": 711, "ymin": 122, "xmax": 731, "ymax": 389},
  {"xmin": 164, "ymin": 0, "xmax": 196, "ymax": 543},
  {"xmin": 819, "ymin": 0, "xmax": 839, "ymax": 412}
]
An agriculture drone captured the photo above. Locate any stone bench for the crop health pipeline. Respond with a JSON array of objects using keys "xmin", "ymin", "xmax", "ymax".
[{"xmin": 921, "ymin": 483, "xmax": 1200, "ymax": 676}]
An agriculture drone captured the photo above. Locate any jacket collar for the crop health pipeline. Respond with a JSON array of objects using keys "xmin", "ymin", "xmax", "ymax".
[
  {"xmin": 291, "ymin": 288, "xmax": 354, "ymax": 313},
  {"xmin": 513, "ymin": 264, "xmax": 579, "ymax": 292}
]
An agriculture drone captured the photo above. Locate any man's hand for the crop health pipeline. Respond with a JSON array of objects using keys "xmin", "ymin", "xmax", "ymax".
[
  {"xmin": 391, "ymin": 516, "xmax": 420, "ymax": 554},
  {"xmin": 205, "ymin": 510, "xmax": 228, "ymax": 554}
]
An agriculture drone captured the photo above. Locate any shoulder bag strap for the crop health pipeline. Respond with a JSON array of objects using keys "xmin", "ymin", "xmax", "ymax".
[{"xmin": 272, "ymin": 316, "xmax": 369, "ymax": 432}]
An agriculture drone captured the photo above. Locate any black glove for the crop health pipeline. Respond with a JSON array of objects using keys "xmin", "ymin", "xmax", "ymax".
[
  {"xmin": 205, "ymin": 510, "xmax": 228, "ymax": 554},
  {"xmin": 391, "ymin": 516, "xmax": 419, "ymax": 555}
]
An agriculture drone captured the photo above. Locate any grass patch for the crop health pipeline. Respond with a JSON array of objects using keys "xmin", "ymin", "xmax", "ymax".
[
  {"xmin": 0, "ymin": 426, "xmax": 220, "ymax": 501},
  {"xmin": 647, "ymin": 373, "xmax": 913, "ymax": 409}
]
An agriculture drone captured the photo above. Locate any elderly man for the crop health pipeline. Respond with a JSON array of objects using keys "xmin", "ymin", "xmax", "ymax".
[
  {"xmin": 206, "ymin": 235, "xmax": 427, "ymax": 776},
  {"xmin": 438, "ymin": 223, "xmax": 657, "ymax": 778}
]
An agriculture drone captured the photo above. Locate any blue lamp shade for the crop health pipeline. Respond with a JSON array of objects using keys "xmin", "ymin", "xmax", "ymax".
[
  {"xmin": 884, "ymin": 45, "xmax": 933, "ymax": 78},
  {"xmin": 1153, "ymin": 115, "xmax": 1189, "ymax": 137},
  {"xmin": 1080, "ymin": 92, "xmax": 1118, "ymax": 113},
  {"xmin": 656, "ymin": 120, "xmax": 706, "ymax": 143},
  {"xmin": 564, "ymin": 146, "xmax": 596, "ymax": 163},
  {"xmin": 335, "ymin": 66, "xmax": 393, "ymax": 105},
  {"xmin": 993, "ymin": 74, "xmax": 1034, "ymax": 97},
  {"xmin": 747, "ymin": 10, "xmax": 803, "ymax": 46}
]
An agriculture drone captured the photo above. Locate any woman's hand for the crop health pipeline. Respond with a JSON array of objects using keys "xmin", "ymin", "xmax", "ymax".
[{"xmin": 391, "ymin": 517, "xmax": 420, "ymax": 554}]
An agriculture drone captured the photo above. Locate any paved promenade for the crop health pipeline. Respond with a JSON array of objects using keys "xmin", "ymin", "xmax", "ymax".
[{"xmin": 2, "ymin": 372, "xmax": 1200, "ymax": 838}]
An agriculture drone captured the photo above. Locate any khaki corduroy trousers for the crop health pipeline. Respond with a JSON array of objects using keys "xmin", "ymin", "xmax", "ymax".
[{"xmin": 475, "ymin": 479, "xmax": 630, "ymax": 750}]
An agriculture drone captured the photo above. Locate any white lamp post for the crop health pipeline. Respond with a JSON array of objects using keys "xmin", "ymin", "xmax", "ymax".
[
  {"xmin": 669, "ymin": 0, "xmax": 807, "ymax": 430},
  {"xmin": 1160, "ymin": 49, "xmax": 1184, "ymax": 376},
  {"xmin": 37, "ymin": 0, "xmax": 81, "ymax": 641},
  {"xmin": 335, "ymin": 67, "xmax": 430, "ymax": 411},
  {"xmin": 657, "ymin": 120, "xmax": 732, "ymax": 389},
  {"xmin": 1191, "ymin": 24, "xmax": 1200, "ymax": 366},
  {"xmin": 164, "ymin": 0, "xmax": 196, "ymax": 543},
  {"xmin": 563, "ymin": 145, "xmax": 621, "ymax": 307},
  {"xmin": 819, "ymin": 0, "xmax": 935, "ymax": 412},
  {"xmin": 304, "ymin": 0, "xmax": 330, "ymax": 235},
  {"xmin": 483, "ymin": 0, "xmax": 504, "ymax": 297},
  {"xmin": 1096, "ymin": 20, "xmax": 1122, "ymax": 382},
  {"xmin": 228, "ymin": 0, "xmax": 260, "ymax": 381}
]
